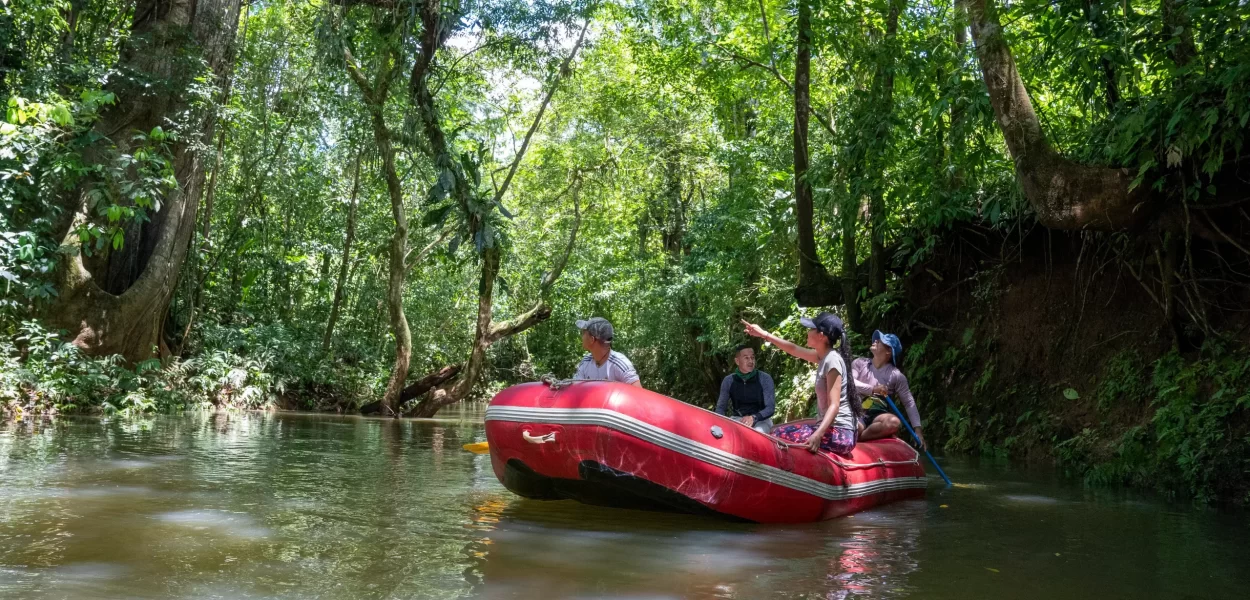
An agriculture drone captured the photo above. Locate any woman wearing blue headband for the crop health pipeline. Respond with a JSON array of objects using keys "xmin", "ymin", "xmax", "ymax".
[{"xmin": 853, "ymin": 330, "xmax": 925, "ymax": 449}]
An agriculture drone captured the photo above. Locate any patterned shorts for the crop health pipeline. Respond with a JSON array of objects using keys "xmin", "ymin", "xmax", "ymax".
[{"xmin": 772, "ymin": 424, "xmax": 857, "ymax": 456}]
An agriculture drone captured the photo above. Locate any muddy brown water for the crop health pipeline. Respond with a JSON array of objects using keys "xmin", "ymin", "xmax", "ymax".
[{"xmin": 2, "ymin": 409, "xmax": 1247, "ymax": 599}]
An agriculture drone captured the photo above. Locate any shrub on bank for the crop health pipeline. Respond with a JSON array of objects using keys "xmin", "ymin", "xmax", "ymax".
[
  {"xmin": 1062, "ymin": 344, "xmax": 1250, "ymax": 504},
  {"xmin": 1, "ymin": 321, "xmax": 187, "ymax": 416},
  {"xmin": 910, "ymin": 327, "xmax": 1250, "ymax": 503},
  {"xmin": 0, "ymin": 321, "xmax": 377, "ymax": 417}
]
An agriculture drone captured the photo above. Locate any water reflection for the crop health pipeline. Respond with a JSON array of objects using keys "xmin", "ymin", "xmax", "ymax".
[
  {"xmin": 155, "ymin": 509, "xmax": 271, "ymax": 539},
  {"xmin": 469, "ymin": 497, "xmax": 926, "ymax": 599},
  {"xmin": 824, "ymin": 513, "xmax": 923, "ymax": 599}
]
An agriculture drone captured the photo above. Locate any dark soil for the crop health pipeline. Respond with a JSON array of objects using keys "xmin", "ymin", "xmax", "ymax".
[{"xmin": 891, "ymin": 222, "xmax": 1250, "ymax": 460}]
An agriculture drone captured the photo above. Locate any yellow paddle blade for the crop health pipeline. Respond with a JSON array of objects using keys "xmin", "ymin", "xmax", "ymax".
[{"xmin": 462, "ymin": 441, "xmax": 490, "ymax": 454}]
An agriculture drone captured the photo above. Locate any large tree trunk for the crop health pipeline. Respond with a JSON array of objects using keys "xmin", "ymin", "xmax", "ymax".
[
  {"xmin": 45, "ymin": 0, "xmax": 244, "ymax": 363},
  {"xmin": 408, "ymin": 248, "xmax": 558, "ymax": 418},
  {"xmin": 835, "ymin": 0, "xmax": 903, "ymax": 328},
  {"xmin": 410, "ymin": 179, "xmax": 585, "ymax": 419},
  {"xmin": 868, "ymin": 0, "xmax": 903, "ymax": 297},
  {"xmin": 376, "ymin": 116, "xmax": 411, "ymax": 416},
  {"xmin": 793, "ymin": 0, "xmax": 839, "ymax": 307},
  {"xmin": 410, "ymin": 178, "xmax": 585, "ymax": 418},
  {"xmin": 425, "ymin": 247, "xmax": 504, "ymax": 416},
  {"xmin": 950, "ymin": 0, "xmax": 968, "ymax": 189},
  {"xmin": 360, "ymin": 363, "xmax": 462, "ymax": 416},
  {"xmin": 322, "ymin": 151, "xmax": 362, "ymax": 354},
  {"xmin": 409, "ymin": 247, "xmax": 566, "ymax": 418},
  {"xmin": 960, "ymin": 0, "xmax": 1150, "ymax": 231},
  {"xmin": 840, "ymin": 194, "xmax": 861, "ymax": 331},
  {"xmin": 400, "ymin": 364, "xmax": 461, "ymax": 404}
]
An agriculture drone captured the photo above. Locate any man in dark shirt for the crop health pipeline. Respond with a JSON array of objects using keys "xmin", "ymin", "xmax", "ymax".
[{"xmin": 715, "ymin": 345, "xmax": 776, "ymax": 433}]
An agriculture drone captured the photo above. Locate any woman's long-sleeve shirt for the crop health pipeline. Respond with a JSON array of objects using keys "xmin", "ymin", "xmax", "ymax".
[{"xmin": 852, "ymin": 358, "xmax": 922, "ymax": 428}]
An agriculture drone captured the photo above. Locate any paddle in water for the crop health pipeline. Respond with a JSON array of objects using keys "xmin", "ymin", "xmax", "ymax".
[{"xmin": 883, "ymin": 395, "xmax": 953, "ymax": 486}]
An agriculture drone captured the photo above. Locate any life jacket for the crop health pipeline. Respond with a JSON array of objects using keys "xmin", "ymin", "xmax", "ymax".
[{"xmin": 729, "ymin": 372, "xmax": 766, "ymax": 417}]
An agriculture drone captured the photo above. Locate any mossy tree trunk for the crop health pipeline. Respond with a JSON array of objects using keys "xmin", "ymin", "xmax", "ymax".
[
  {"xmin": 960, "ymin": 0, "xmax": 1151, "ymax": 231},
  {"xmin": 46, "ymin": 0, "xmax": 245, "ymax": 363}
]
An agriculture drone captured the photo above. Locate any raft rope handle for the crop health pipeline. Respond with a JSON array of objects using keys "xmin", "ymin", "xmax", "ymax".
[
  {"xmin": 772, "ymin": 439, "xmax": 920, "ymax": 470},
  {"xmin": 539, "ymin": 374, "xmax": 614, "ymax": 391},
  {"xmin": 522, "ymin": 430, "xmax": 557, "ymax": 444}
]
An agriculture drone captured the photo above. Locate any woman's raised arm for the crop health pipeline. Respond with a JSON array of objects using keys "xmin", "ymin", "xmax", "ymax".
[{"xmin": 741, "ymin": 320, "xmax": 818, "ymax": 364}]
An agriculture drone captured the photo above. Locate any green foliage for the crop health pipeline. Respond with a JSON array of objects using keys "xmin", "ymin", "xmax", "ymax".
[
  {"xmin": 190, "ymin": 322, "xmax": 378, "ymax": 410},
  {"xmin": 774, "ymin": 366, "xmax": 817, "ymax": 422},
  {"xmin": 908, "ymin": 320, "xmax": 1250, "ymax": 502},
  {"xmin": 1, "ymin": 320, "xmax": 183, "ymax": 416},
  {"xmin": 0, "ymin": 93, "xmax": 100, "ymax": 310},
  {"xmin": 972, "ymin": 358, "xmax": 996, "ymax": 397},
  {"xmin": 1, "ymin": 89, "xmax": 183, "ymax": 318},
  {"xmin": 907, "ymin": 313, "xmax": 1250, "ymax": 502},
  {"xmin": 1143, "ymin": 345, "xmax": 1250, "ymax": 502},
  {"xmin": 1095, "ymin": 350, "xmax": 1149, "ymax": 413},
  {"xmin": 0, "ymin": 319, "xmax": 384, "ymax": 417},
  {"xmin": 0, "ymin": 0, "xmax": 191, "ymax": 323},
  {"xmin": 1007, "ymin": 0, "xmax": 1250, "ymax": 207},
  {"xmin": 942, "ymin": 403, "xmax": 976, "ymax": 453}
]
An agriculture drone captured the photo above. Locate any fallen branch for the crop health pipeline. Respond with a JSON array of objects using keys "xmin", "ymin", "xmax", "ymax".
[
  {"xmin": 359, "ymin": 364, "xmax": 463, "ymax": 415},
  {"xmin": 401, "ymin": 363, "xmax": 463, "ymax": 405}
]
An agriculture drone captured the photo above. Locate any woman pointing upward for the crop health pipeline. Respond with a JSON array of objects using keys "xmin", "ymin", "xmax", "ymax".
[{"xmin": 742, "ymin": 313, "xmax": 862, "ymax": 455}]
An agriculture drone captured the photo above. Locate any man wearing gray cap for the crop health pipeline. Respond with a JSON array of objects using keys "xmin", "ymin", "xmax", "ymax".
[{"xmin": 573, "ymin": 317, "xmax": 642, "ymax": 387}]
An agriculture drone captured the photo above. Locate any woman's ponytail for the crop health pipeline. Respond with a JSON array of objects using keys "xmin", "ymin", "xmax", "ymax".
[
  {"xmin": 838, "ymin": 328, "xmax": 863, "ymax": 421},
  {"xmin": 818, "ymin": 311, "xmax": 863, "ymax": 423}
]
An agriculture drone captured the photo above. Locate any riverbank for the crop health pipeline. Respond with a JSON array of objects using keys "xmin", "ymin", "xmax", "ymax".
[
  {"xmin": 5, "ymin": 281, "xmax": 1249, "ymax": 506},
  {"xmin": 893, "ymin": 225, "xmax": 1250, "ymax": 504}
]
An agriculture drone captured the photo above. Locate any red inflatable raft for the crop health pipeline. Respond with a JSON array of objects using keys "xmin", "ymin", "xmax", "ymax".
[{"xmin": 484, "ymin": 380, "xmax": 928, "ymax": 523}]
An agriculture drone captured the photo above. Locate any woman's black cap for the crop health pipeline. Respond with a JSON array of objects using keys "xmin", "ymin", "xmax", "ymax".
[{"xmin": 798, "ymin": 312, "xmax": 844, "ymax": 337}]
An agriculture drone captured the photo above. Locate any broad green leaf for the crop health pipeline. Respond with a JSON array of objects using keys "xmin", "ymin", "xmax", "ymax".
[{"xmin": 49, "ymin": 105, "xmax": 72, "ymax": 127}]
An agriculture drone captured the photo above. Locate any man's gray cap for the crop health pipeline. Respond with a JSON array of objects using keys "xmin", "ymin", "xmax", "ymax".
[{"xmin": 575, "ymin": 317, "xmax": 614, "ymax": 342}]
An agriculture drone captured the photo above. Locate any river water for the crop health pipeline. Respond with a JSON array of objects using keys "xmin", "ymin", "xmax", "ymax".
[{"xmin": 1, "ymin": 409, "xmax": 1246, "ymax": 599}]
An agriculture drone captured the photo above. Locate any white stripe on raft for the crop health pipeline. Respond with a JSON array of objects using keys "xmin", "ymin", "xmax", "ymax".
[{"xmin": 485, "ymin": 405, "xmax": 929, "ymax": 502}]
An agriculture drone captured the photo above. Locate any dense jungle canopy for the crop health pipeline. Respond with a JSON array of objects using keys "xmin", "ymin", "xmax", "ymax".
[{"xmin": 2, "ymin": 0, "xmax": 1249, "ymax": 501}]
